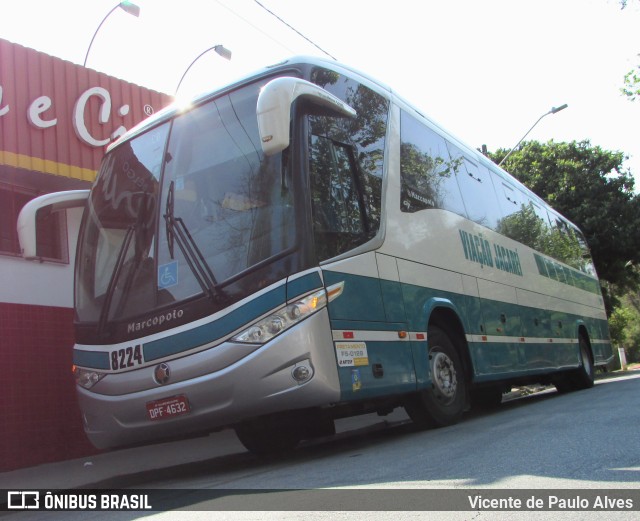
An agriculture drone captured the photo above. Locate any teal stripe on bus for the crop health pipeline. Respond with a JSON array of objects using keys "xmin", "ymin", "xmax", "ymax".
[
  {"xmin": 143, "ymin": 284, "xmax": 287, "ymax": 362},
  {"xmin": 325, "ymin": 268, "xmax": 608, "ymax": 343},
  {"xmin": 74, "ymin": 277, "xmax": 323, "ymax": 371},
  {"xmin": 73, "ymin": 349, "xmax": 110, "ymax": 370},
  {"xmin": 286, "ymin": 271, "xmax": 323, "ymax": 301}
]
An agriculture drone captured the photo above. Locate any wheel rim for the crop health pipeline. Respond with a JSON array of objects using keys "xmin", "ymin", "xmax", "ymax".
[{"xmin": 431, "ymin": 351, "xmax": 458, "ymax": 405}]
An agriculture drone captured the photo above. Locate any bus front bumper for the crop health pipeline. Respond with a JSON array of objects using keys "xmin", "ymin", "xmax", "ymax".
[{"xmin": 77, "ymin": 310, "xmax": 340, "ymax": 450}]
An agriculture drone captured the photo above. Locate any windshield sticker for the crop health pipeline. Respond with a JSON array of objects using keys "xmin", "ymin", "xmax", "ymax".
[
  {"xmin": 158, "ymin": 261, "xmax": 178, "ymax": 289},
  {"xmin": 222, "ymin": 192, "xmax": 265, "ymax": 212}
]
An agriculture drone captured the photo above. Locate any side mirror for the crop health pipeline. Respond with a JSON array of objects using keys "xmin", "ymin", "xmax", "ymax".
[
  {"xmin": 257, "ymin": 77, "xmax": 357, "ymax": 156},
  {"xmin": 17, "ymin": 189, "xmax": 90, "ymax": 259}
]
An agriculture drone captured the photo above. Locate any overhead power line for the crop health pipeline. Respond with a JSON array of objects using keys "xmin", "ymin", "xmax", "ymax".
[
  {"xmin": 214, "ymin": 0, "xmax": 297, "ymax": 55},
  {"xmin": 253, "ymin": 0, "xmax": 337, "ymax": 60}
]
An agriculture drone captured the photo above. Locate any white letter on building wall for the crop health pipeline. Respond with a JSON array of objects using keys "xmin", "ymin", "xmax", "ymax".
[
  {"xmin": 0, "ymin": 86, "xmax": 9, "ymax": 116},
  {"xmin": 28, "ymin": 95, "xmax": 57, "ymax": 128},
  {"xmin": 73, "ymin": 86, "xmax": 112, "ymax": 147}
]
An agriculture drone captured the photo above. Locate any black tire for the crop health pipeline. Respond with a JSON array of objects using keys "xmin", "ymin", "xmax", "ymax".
[
  {"xmin": 405, "ymin": 325, "xmax": 467, "ymax": 428},
  {"xmin": 572, "ymin": 334, "xmax": 595, "ymax": 390},
  {"xmin": 235, "ymin": 416, "xmax": 302, "ymax": 456},
  {"xmin": 553, "ymin": 377, "xmax": 574, "ymax": 394},
  {"xmin": 470, "ymin": 386, "xmax": 503, "ymax": 410},
  {"xmin": 554, "ymin": 335, "xmax": 594, "ymax": 393}
]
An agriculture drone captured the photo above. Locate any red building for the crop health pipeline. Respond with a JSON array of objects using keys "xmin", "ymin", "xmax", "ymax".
[{"xmin": 0, "ymin": 38, "xmax": 173, "ymax": 471}]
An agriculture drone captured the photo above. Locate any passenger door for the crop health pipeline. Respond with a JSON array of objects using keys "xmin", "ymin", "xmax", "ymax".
[{"xmin": 308, "ymin": 121, "xmax": 414, "ymax": 401}]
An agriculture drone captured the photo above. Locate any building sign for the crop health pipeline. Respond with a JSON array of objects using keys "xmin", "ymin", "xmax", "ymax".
[{"xmin": 0, "ymin": 38, "xmax": 173, "ymax": 181}]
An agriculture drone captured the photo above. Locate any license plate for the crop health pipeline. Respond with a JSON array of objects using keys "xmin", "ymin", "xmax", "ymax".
[{"xmin": 146, "ymin": 395, "xmax": 190, "ymax": 421}]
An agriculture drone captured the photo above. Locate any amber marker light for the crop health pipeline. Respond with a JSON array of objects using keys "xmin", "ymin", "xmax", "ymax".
[{"xmin": 326, "ymin": 282, "xmax": 344, "ymax": 302}]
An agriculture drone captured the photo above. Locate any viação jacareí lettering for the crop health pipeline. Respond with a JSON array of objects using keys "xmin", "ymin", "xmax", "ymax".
[{"xmin": 459, "ymin": 229, "xmax": 523, "ymax": 276}]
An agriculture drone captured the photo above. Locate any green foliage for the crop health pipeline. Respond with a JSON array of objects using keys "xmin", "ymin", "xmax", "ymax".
[
  {"xmin": 622, "ymin": 60, "xmax": 640, "ymax": 101},
  {"xmin": 621, "ymin": 0, "xmax": 638, "ymax": 99},
  {"xmin": 610, "ymin": 292, "xmax": 640, "ymax": 363},
  {"xmin": 488, "ymin": 140, "xmax": 640, "ymax": 312},
  {"xmin": 609, "ymin": 305, "xmax": 631, "ymax": 347}
]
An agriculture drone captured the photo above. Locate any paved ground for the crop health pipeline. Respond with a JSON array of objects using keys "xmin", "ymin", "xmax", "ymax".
[
  {"xmin": 1, "ymin": 365, "xmax": 636, "ymax": 490},
  {"xmin": 0, "ymin": 409, "xmax": 413, "ymax": 489}
]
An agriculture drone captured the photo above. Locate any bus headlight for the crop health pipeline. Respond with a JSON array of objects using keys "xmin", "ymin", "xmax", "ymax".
[
  {"xmin": 232, "ymin": 282, "xmax": 344, "ymax": 345},
  {"xmin": 73, "ymin": 365, "xmax": 106, "ymax": 390}
]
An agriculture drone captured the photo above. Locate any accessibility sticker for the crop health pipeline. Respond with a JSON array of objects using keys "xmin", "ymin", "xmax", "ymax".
[{"xmin": 158, "ymin": 261, "xmax": 178, "ymax": 289}]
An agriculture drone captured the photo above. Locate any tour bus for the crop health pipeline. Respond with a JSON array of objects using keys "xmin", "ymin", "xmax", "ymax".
[{"xmin": 19, "ymin": 56, "xmax": 613, "ymax": 454}]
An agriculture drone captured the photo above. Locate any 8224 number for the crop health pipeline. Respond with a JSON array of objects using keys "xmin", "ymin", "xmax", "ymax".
[{"xmin": 110, "ymin": 345, "xmax": 143, "ymax": 370}]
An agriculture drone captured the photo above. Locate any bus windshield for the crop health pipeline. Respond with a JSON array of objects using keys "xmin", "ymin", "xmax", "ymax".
[{"xmin": 75, "ymin": 79, "xmax": 296, "ymax": 329}]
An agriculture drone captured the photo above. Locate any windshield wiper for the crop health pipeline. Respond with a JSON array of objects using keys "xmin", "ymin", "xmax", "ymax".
[
  {"xmin": 98, "ymin": 224, "xmax": 135, "ymax": 337},
  {"xmin": 164, "ymin": 180, "xmax": 221, "ymax": 303}
]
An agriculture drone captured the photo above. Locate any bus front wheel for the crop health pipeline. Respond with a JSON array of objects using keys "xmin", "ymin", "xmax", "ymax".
[
  {"xmin": 405, "ymin": 325, "xmax": 467, "ymax": 429},
  {"xmin": 235, "ymin": 415, "xmax": 302, "ymax": 456}
]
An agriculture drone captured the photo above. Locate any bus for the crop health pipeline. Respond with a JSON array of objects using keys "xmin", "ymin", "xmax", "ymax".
[{"xmin": 18, "ymin": 56, "xmax": 613, "ymax": 454}]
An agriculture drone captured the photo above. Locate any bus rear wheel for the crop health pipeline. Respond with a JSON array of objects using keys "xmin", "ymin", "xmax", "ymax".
[
  {"xmin": 405, "ymin": 325, "xmax": 467, "ymax": 429},
  {"xmin": 554, "ymin": 334, "xmax": 594, "ymax": 393},
  {"xmin": 572, "ymin": 334, "xmax": 595, "ymax": 390}
]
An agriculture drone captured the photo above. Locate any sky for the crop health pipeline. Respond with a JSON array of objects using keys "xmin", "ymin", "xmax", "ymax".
[{"xmin": 2, "ymin": 0, "xmax": 640, "ymax": 185}]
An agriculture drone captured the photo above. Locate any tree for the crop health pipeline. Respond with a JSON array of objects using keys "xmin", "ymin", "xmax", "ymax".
[
  {"xmin": 610, "ymin": 290, "xmax": 640, "ymax": 363},
  {"xmin": 621, "ymin": 1, "xmax": 639, "ymax": 100},
  {"xmin": 489, "ymin": 140, "xmax": 640, "ymax": 311},
  {"xmin": 622, "ymin": 57, "xmax": 640, "ymax": 101}
]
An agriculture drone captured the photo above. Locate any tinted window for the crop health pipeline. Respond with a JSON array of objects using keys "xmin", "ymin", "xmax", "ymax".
[
  {"xmin": 158, "ymin": 84, "xmax": 294, "ymax": 301},
  {"xmin": 448, "ymin": 143, "xmax": 501, "ymax": 230},
  {"xmin": 0, "ymin": 186, "xmax": 68, "ymax": 262},
  {"xmin": 309, "ymin": 135, "xmax": 368, "ymax": 260},
  {"xmin": 491, "ymin": 177, "xmax": 596, "ymax": 276},
  {"xmin": 400, "ymin": 111, "xmax": 466, "ymax": 216},
  {"xmin": 547, "ymin": 214, "xmax": 595, "ymax": 274},
  {"xmin": 309, "ymin": 68, "xmax": 388, "ymax": 260},
  {"xmin": 496, "ymin": 198, "xmax": 553, "ymax": 252}
]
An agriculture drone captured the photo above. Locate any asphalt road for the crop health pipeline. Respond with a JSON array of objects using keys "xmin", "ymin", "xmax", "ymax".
[{"xmin": 5, "ymin": 371, "xmax": 640, "ymax": 520}]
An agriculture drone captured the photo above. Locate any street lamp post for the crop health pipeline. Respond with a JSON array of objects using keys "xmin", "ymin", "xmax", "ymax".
[
  {"xmin": 83, "ymin": 1, "xmax": 141, "ymax": 68},
  {"xmin": 174, "ymin": 45, "xmax": 232, "ymax": 95},
  {"xmin": 497, "ymin": 104, "xmax": 568, "ymax": 167}
]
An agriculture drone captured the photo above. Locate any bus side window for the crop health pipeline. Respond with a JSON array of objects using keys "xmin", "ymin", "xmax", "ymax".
[
  {"xmin": 501, "ymin": 182, "xmax": 521, "ymax": 210},
  {"xmin": 547, "ymin": 215, "xmax": 588, "ymax": 273},
  {"xmin": 574, "ymin": 227, "xmax": 597, "ymax": 277},
  {"xmin": 494, "ymin": 180, "xmax": 530, "ymax": 245},
  {"xmin": 448, "ymin": 144, "xmax": 501, "ymax": 230},
  {"xmin": 309, "ymin": 133, "xmax": 368, "ymax": 261},
  {"xmin": 399, "ymin": 111, "xmax": 466, "ymax": 217}
]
